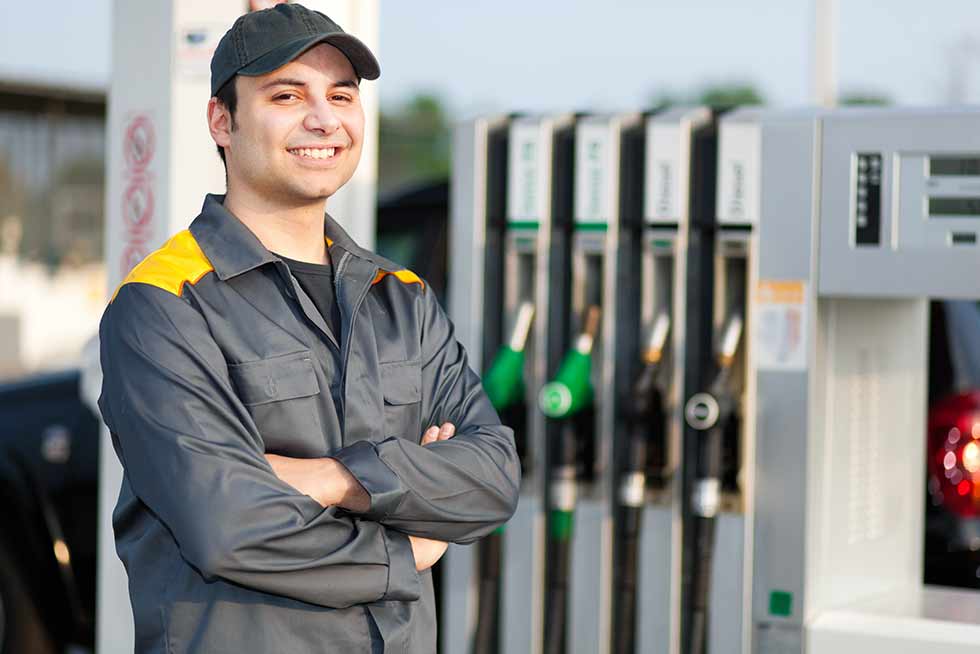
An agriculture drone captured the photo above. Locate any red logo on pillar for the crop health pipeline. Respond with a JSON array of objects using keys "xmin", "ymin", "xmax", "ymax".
[{"xmin": 120, "ymin": 114, "xmax": 156, "ymax": 279}]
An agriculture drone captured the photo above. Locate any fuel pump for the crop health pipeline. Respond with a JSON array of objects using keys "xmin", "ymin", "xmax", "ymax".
[
  {"xmin": 448, "ymin": 114, "xmax": 576, "ymax": 654},
  {"xmin": 536, "ymin": 113, "xmax": 643, "ymax": 654},
  {"xmin": 709, "ymin": 106, "xmax": 980, "ymax": 654},
  {"xmin": 677, "ymin": 107, "xmax": 759, "ymax": 654},
  {"xmin": 606, "ymin": 107, "xmax": 718, "ymax": 654}
]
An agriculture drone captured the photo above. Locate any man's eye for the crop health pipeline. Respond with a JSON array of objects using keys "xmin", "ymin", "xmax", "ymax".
[
  {"xmin": 331, "ymin": 95, "xmax": 352, "ymax": 103},
  {"xmin": 274, "ymin": 93, "xmax": 298, "ymax": 101}
]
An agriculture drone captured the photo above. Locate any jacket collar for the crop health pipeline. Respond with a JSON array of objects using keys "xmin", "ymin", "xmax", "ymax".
[{"xmin": 189, "ymin": 193, "xmax": 403, "ymax": 281}]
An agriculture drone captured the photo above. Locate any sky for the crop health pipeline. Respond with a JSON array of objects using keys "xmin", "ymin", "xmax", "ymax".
[{"xmin": 2, "ymin": 1, "xmax": 980, "ymax": 116}]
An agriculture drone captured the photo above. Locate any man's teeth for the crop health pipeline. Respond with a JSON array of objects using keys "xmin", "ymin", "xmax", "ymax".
[{"xmin": 291, "ymin": 147, "xmax": 337, "ymax": 159}]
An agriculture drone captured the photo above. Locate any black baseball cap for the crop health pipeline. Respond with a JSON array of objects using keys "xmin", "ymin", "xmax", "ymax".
[{"xmin": 210, "ymin": 3, "xmax": 380, "ymax": 96}]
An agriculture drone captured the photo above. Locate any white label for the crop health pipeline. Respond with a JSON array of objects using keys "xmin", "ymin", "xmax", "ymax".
[
  {"xmin": 754, "ymin": 280, "xmax": 808, "ymax": 371},
  {"xmin": 574, "ymin": 121, "xmax": 610, "ymax": 224},
  {"xmin": 717, "ymin": 122, "xmax": 761, "ymax": 225},
  {"xmin": 645, "ymin": 121, "xmax": 682, "ymax": 223},
  {"xmin": 506, "ymin": 122, "xmax": 540, "ymax": 223}
]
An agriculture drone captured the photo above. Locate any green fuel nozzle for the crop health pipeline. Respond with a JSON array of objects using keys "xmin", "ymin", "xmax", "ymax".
[
  {"xmin": 483, "ymin": 302, "xmax": 535, "ymax": 411},
  {"xmin": 539, "ymin": 305, "xmax": 601, "ymax": 419}
]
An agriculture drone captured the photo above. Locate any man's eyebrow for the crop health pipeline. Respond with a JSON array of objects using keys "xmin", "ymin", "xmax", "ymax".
[
  {"xmin": 333, "ymin": 79, "xmax": 360, "ymax": 90},
  {"xmin": 259, "ymin": 78, "xmax": 307, "ymax": 91}
]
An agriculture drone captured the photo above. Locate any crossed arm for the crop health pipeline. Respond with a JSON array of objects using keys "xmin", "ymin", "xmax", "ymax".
[
  {"xmin": 265, "ymin": 423, "xmax": 458, "ymax": 572},
  {"xmin": 99, "ymin": 282, "xmax": 519, "ymax": 609}
]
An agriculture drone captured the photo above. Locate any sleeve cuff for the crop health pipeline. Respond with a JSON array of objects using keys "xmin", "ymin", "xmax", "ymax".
[
  {"xmin": 331, "ymin": 440, "xmax": 405, "ymax": 520},
  {"xmin": 381, "ymin": 529, "xmax": 421, "ymax": 601}
]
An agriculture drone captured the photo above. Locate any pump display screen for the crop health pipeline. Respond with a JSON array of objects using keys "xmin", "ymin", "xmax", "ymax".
[
  {"xmin": 854, "ymin": 153, "xmax": 882, "ymax": 245},
  {"xmin": 929, "ymin": 157, "xmax": 980, "ymax": 176},
  {"xmin": 928, "ymin": 197, "xmax": 980, "ymax": 217}
]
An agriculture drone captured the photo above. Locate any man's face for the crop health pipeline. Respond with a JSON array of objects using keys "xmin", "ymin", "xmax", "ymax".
[{"xmin": 220, "ymin": 44, "xmax": 364, "ymax": 206}]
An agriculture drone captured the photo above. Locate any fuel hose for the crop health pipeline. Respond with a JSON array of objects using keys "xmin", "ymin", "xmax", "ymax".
[
  {"xmin": 474, "ymin": 302, "xmax": 534, "ymax": 654},
  {"xmin": 538, "ymin": 305, "xmax": 601, "ymax": 654},
  {"xmin": 682, "ymin": 312, "xmax": 743, "ymax": 654},
  {"xmin": 612, "ymin": 312, "xmax": 670, "ymax": 654}
]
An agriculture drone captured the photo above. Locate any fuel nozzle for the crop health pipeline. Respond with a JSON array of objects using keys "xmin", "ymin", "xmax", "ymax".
[
  {"xmin": 538, "ymin": 305, "xmax": 602, "ymax": 419},
  {"xmin": 629, "ymin": 312, "xmax": 671, "ymax": 419},
  {"xmin": 483, "ymin": 302, "xmax": 535, "ymax": 411},
  {"xmin": 685, "ymin": 311, "xmax": 743, "ymax": 434},
  {"xmin": 621, "ymin": 311, "xmax": 671, "ymax": 496}
]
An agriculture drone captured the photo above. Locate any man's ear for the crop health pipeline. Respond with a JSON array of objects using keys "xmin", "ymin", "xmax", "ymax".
[{"xmin": 207, "ymin": 97, "xmax": 232, "ymax": 150}]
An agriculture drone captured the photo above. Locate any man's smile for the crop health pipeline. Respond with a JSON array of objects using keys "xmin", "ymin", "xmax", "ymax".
[{"xmin": 287, "ymin": 145, "xmax": 342, "ymax": 161}]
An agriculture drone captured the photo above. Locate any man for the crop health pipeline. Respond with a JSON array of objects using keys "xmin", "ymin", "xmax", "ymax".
[{"xmin": 97, "ymin": 4, "xmax": 520, "ymax": 652}]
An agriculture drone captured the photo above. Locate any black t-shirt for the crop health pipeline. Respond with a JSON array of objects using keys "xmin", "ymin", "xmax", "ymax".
[{"xmin": 275, "ymin": 252, "xmax": 343, "ymax": 342}]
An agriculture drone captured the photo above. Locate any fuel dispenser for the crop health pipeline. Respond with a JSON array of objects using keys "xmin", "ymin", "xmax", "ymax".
[
  {"xmin": 447, "ymin": 114, "xmax": 576, "ymax": 654},
  {"xmin": 611, "ymin": 107, "xmax": 717, "ymax": 654},
  {"xmin": 708, "ymin": 106, "xmax": 980, "ymax": 654},
  {"xmin": 678, "ymin": 107, "xmax": 763, "ymax": 654},
  {"xmin": 535, "ymin": 113, "xmax": 654, "ymax": 654}
]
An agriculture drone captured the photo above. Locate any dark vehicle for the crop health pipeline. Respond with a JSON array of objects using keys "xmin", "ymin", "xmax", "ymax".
[{"xmin": 0, "ymin": 369, "xmax": 99, "ymax": 654}]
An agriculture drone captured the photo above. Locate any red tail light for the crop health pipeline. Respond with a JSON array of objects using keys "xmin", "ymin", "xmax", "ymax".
[{"xmin": 928, "ymin": 391, "xmax": 980, "ymax": 517}]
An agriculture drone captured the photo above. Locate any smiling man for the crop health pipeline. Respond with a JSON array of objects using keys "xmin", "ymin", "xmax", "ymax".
[{"xmin": 96, "ymin": 4, "xmax": 520, "ymax": 653}]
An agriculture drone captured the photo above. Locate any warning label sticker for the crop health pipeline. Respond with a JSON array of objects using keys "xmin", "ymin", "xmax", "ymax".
[{"xmin": 754, "ymin": 280, "xmax": 807, "ymax": 371}]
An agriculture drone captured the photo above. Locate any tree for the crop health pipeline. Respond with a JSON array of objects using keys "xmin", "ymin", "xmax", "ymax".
[
  {"xmin": 378, "ymin": 92, "xmax": 451, "ymax": 195},
  {"xmin": 648, "ymin": 82, "xmax": 765, "ymax": 110}
]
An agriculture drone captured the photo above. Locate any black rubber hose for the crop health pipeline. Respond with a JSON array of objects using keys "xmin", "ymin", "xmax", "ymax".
[
  {"xmin": 685, "ymin": 381, "xmax": 732, "ymax": 654},
  {"xmin": 612, "ymin": 504, "xmax": 641, "ymax": 654},
  {"xmin": 612, "ymin": 360, "xmax": 666, "ymax": 654},
  {"xmin": 473, "ymin": 531, "xmax": 504, "ymax": 654},
  {"xmin": 543, "ymin": 416, "xmax": 582, "ymax": 654}
]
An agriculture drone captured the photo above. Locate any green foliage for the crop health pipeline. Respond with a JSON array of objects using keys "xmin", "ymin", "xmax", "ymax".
[
  {"xmin": 379, "ymin": 92, "xmax": 451, "ymax": 194},
  {"xmin": 698, "ymin": 83, "xmax": 764, "ymax": 109},
  {"xmin": 649, "ymin": 82, "xmax": 765, "ymax": 110},
  {"xmin": 839, "ymin": 91, "xmax": 892, "ymax": 106}
]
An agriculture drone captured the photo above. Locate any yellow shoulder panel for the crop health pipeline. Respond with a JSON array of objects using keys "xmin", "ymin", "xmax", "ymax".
[
  {"xmin": 110, "ymin": 229, "xmax": 214, "ymax": 302},
  {"xmin": 372, "ymin": 269, "xmax": 425, "ymax": 290}
]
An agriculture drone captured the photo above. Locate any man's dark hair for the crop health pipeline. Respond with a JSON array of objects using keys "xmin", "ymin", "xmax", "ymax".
[{"xmin": 214, "ymin": 77, "xmax": 238, "ymax": 169}]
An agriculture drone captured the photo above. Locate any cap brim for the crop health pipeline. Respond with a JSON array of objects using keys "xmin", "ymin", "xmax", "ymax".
[{"xmin": 237, "ymin": 32, "xmax": 380, "ymax": 82}]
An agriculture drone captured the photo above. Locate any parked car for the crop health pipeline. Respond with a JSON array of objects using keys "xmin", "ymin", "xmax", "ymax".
[{"xmin": 0, "ymin": 369, "xmax": 99, "ymax": 654}]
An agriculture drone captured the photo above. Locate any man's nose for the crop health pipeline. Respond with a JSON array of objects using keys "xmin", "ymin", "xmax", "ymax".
[{"xmin": 303, "ymin": 99, "xmax": 342, "ymax": 136}]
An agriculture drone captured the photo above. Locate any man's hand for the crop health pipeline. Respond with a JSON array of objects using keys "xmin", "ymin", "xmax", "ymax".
[
  {"xmin": 263, "ymin": 422, "xmax": 457, "ymax": 511},
  {"xmin": 264, "ymin": 454, "xmax": 370, "ymax": 512},
  {"xmin": 420, "ymin": 422, "xmax": 455, "ymax": 445},
  {"xmin": 407, "ymin": 535, "xmax": 449, "ymax": 571}
]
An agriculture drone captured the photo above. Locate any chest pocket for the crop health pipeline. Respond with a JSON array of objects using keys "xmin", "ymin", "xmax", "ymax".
[
  {"xmin": 380, "ymin": 360, "xmax": 422, "ymax": 440},
  {"xmin": 228, "ymin": 350, "xmax": 323, "ymax": 452}
]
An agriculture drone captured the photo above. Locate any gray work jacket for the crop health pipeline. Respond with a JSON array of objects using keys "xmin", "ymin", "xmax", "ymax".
[{"xmin": 98, "ymin": 194, "xmax": 520, "ymax": 653}]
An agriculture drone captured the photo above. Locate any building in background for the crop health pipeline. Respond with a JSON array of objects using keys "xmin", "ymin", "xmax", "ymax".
[{"xmin": 0, "ymin": 83, "xmax": 107, "ymax": 379}]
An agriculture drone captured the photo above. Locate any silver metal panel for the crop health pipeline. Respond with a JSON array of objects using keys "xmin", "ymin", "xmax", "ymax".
[
  {"xmin": 502, "ymin": 496, "xmax": 545, "ymax": 654},
  {"xmin": 637, "ymin": 505, "xmax": 675, "ymax": 653},
  {"xmin": 748, "ymin": 112, "xmax": 818, "ymax": 652},
  {"xmin": 569, "ymin": 498, "xmax": 609, "ymax": 654},
  {"xmin": 817, "ymin": 108, "xmax": 980, "ymax": 298},
  {"xmin": 441, "ymin": 545, "xmax": 476, "ymax": 651},
  {"xmin": 748, "ymin": 372, "xmax": 809, "ymax": 639},
  {"xmin": 710, "ymin": 512, "xmax": 746, "ymax": 654}
]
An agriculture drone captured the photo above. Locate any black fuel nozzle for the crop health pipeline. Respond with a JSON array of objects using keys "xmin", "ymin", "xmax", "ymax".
[
  {"xmin": 612, "ymin": 312, "xmax": 671, "ymax": 654},
  {"xmin": 682, "ymin": 310, "xmax": 743, "ymax": 654}
]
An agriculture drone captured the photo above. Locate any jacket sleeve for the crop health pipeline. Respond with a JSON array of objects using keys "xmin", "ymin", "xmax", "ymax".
[
  {"xmin": 331, "ymin": 283, "xmax": 521, "ymax": 544},
  {"xmin": 99, "ymin": 282, "xmax": 420, "ymax": 608}
]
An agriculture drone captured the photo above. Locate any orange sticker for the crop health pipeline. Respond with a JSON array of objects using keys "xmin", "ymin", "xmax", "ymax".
[{"xmin": 757, "ymin": 280, "xmax": 805, "ymax": 305}]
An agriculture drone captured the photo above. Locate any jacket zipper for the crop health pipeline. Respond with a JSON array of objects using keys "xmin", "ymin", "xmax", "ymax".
[{"xmin": 336, "ymin": 251, "xmax": 377, "ymax": 423}]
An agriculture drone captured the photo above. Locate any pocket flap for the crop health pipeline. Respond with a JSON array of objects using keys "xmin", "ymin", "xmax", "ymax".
[
  {"xmin": 380, "ymin": 360, "xmax": 421, "ymax": 406},
  {"xmin": 229, "ymin": 351, "xmax": 320, "ymax": 406}
]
